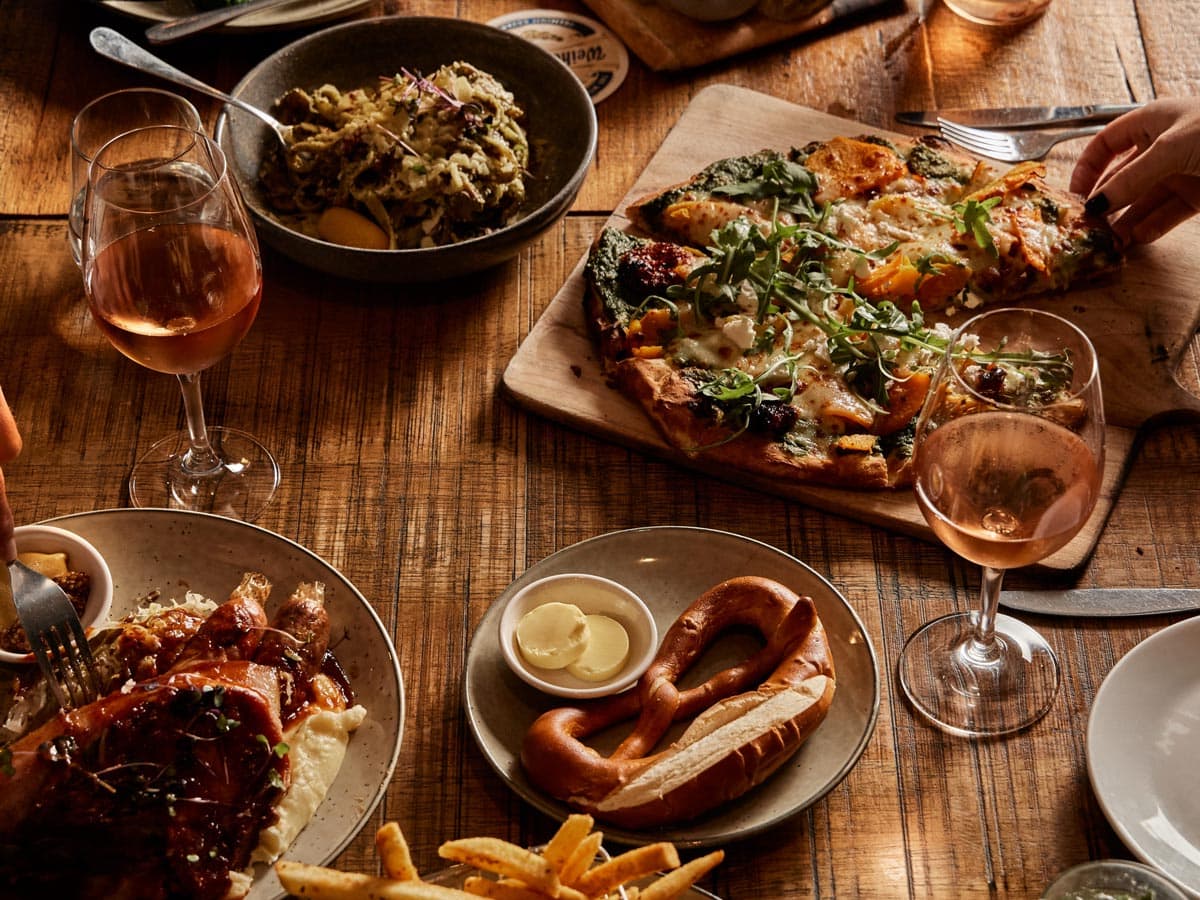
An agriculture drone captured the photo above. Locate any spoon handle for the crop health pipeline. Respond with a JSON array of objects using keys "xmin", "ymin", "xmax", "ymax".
[
  {"xmin": 89, "ymin": 27, "xmax": 284, "ymax": 133},
  {"xmin": 145, "ymin": 0, "xmax": 299, "ymax": 44}
]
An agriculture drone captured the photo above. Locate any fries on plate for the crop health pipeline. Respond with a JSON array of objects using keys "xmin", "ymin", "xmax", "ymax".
[{"xmin": 274, "ymin": 817, "xmax": 722, "ymax": 899}]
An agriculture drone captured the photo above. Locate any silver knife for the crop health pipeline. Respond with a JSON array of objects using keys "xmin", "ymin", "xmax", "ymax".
[
  {"xmin": 895, "ymin": 103, "xmax": 1143, "ymax": 129},
  {"xmin": 788, "ymin": 0, "xmax": 899, "ymax": 35},
  {"xmin": 1001, "ymin": 588, "xmax": 1200, "ymax": 618},
  {"xmin": 146, "ymin": 0, "xmax": 302, "ymax": 44}
]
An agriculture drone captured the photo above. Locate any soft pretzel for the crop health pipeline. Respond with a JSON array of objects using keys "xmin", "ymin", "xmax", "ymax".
[{"xmin": 520, "ymin": 576, "xmax": 836, "ymax": 829}]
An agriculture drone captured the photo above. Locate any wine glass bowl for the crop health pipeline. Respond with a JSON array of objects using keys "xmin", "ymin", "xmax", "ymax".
[
  {"xmin": 69, "ymin": 88, "xmax": 202, "ymax": 270},
  {"xmin": 82, "ymin": 125, "xmax": 278, "ymax": 521},
  {"xmin": 899, "ymin": 307, "xmax": 1104, "ymax": 738}
]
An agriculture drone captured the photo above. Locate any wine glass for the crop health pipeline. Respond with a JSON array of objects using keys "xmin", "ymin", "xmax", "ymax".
[
  {"xmin": 69, "ymin": 88, "xmax": 202, "ymax": 270},
  {"xmin": 897, "ymin": 307, "xmax": 1105, "ymax": 737},
  {"xmin": 81, "ymin": 125, "xmax": 279, "ymax": 521}
]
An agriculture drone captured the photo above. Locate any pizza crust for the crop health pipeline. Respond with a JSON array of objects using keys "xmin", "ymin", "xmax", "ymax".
[{"xmin": 612, "ymin": 356, "xmax": 902, "ymax": 489}]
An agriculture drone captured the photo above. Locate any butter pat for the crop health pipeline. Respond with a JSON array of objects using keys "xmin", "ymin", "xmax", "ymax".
[
  {"xmin": 516, "ymin": 601, "xmax": 590, "ymax": 669},
  {"xmin": 17, "ymin": 551, "xmax": 69, "ymax": 578},
  {"xmin": 567, "ymin": 614, "xmax": 629, "ymax": 682}
]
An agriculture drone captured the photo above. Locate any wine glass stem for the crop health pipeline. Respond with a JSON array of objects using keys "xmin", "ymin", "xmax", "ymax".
[
  {"xmin": 966, "ymin": 565, "xmax": 1006, "ymax": 664},
  {"xmin": 176, "ymin": 372, "xmax": 222, "ymax": 477}
]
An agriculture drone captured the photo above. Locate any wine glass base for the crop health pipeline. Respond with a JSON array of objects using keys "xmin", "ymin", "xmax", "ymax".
[
  {"xmin": 898, "ymin": 611, "xmax": 1060, "ymax": 738},
  {"xmin": 128, "ymin": 426, "xmax": 279, "ymax": 523}
]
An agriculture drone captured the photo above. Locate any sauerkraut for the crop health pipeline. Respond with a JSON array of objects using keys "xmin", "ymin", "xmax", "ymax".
[{"xmin": 260, "ymin": 62, "xmax": 530, "ymax": 249}]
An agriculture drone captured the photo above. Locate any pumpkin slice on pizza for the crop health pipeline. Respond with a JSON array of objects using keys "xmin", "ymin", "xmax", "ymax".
[{"xmin": 585, "ymin": 134, "xmax": 1121, "ymax": 489}]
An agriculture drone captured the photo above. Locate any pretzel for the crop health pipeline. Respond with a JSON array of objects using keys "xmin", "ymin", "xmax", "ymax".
[{"xmin": 520, "ymin": 576, "xmax": 836, "ymax": 828}]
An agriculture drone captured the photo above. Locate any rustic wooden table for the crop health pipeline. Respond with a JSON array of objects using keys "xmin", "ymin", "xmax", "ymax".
[{"xmin": 2, "ymin": 1, "xmax": 1199, "ymax": 897}]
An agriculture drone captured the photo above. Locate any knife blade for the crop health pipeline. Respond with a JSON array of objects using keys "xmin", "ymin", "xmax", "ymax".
[
  {"xmin": 146, "ymin": 0, "xmax": 302, "ymax": 44},
  {"xmin": 769, "ymin": 0, "xmax": 897, "ymax": 37},
  {"xmin": 895, "ymin": 103, "xmax": 1143, "ymax": 129},
  {"xmin": 1001, "ymin": 588, "xmax": 1200, "ymax": 618}
]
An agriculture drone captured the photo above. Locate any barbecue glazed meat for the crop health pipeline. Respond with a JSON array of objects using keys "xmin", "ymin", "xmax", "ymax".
[{"xmin": 0, "ymin": 574, "xmax": 344, "ymax": 900}]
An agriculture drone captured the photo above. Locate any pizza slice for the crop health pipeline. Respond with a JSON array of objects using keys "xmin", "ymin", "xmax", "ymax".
[
  {"xmin": 586, "ymin": 133, "xmax": 1122, "ymax": 490},
  {"xmin": 625, "ymin": 135, "xmax": 1121, "ymax": 312},
  {"xmin": 584, "ymin": 227, "xmax": 939, "ymax": 489}
]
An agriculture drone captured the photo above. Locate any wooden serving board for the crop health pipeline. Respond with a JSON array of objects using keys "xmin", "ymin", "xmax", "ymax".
[
  {"xmin": 503, "ymin": 85, "xmax": 1200, "ymax": 571},
  {"xmin": 579, "ymin": 0, "xmax": 900, "ymax": 71}
]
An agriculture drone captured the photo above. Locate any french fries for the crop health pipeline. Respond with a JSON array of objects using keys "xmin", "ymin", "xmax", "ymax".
[
  {"xmin": 276, "ymin": 860, "xmax": 477, "ymax": 898},
  {"xmin": 438, "ymin": 838, "xmax": 560, "ymax": 895},
  {"xmin": 274, "ymin": 818, "xmax": 723, "ymax": 900},
  {"xmin": 377, "ymin": 822, "xmax": 421, "ymax": 882}
]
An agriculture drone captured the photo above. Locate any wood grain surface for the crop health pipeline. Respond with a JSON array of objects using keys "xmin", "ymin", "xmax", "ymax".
[
  {"xmin": 578, "ymin": 0, "xmax": 904, "ymax": 70},
  {"xmin": 3, "ymin": 1, "xmax": 1200, "ymax": 898}
]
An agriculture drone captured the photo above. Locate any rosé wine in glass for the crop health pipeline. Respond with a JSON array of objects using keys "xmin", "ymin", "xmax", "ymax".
[
  {"xmin": 898, "ymin": 307, "xmax": 1104, "ymax": 738},
  {"xmin": 82, "ymin": 125, "xmax": 278, "ymax": 521}
]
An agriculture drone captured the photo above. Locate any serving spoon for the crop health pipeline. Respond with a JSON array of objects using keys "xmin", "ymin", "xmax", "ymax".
[{"xmin": 89, "ymin": 27, "xmax": 292, "ymax": 151}]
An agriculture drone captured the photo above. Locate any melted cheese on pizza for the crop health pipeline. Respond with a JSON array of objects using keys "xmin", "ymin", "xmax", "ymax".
[{"xmin": 587, "ymin": 134, "xmax": 1121, "ymax": 489}]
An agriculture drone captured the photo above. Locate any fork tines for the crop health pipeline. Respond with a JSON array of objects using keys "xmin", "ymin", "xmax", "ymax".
[
  {"xmin": 32, "ymin": 619, "xmax": 103, "ymax": 710},
  {"xmin": 937, "ymin": 119, "xmax": 1012, "ymax": 150}
]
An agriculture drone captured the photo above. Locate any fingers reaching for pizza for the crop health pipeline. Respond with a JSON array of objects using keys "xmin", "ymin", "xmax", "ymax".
[{"xmin": 1071, "ymin": 97, "xmax": 1200, "ymax": 246}]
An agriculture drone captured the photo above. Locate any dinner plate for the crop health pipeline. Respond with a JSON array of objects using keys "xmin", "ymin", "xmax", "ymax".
[
  {"xmin": 464, "ymin": 526, "xmax": 880, "ymax": 848},
  {"xmin": 1087, "ymin": 616, "xmax": 1200, "ymax": 898},
  {"xmin": 100, "ymin": 0, "xmax": 371, "ymax": 32},
  {"xmin": 43, "ymin": 508, "xmax": 404, "ymax": 900}
]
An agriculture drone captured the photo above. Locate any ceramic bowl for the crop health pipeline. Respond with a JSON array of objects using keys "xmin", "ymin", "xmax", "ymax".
[
  {"xmin": 1041, "ymin": 859, "xmax": 1189, "ymax": 900},
  {"xmin": 0, "ymin": 524, "xmax": 114, "ymax": 665},
  {"xmin": 498, "ymin": 573, "xmax": 658, "ymax": 699},
  {"xmin": 215, "ymin": 15, "xmax": 598, "ymax": 283}
]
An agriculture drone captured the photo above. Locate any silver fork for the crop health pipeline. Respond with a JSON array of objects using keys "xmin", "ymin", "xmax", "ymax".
[
  {"xmin": 937, "ymin": 118, "xmax": 1105, "ymax": 162},
  {"xmin": 8, "ymin": 561, "xmax": 102, "ymax": 709}
]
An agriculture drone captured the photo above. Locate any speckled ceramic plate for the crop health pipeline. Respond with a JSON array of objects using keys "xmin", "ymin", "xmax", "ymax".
[
  {"xmin": 464, "ymin": 526, "xmax": 879, "ymax": 848},
  {"xmin": 1087, "ymin": 616, "xmax": 1200, "ymax": 898},
  {"xmin": 45, "ymin": 508, "xmax": 404, "ymax": 900},
  {"xmin": 100, "ymin": 0, "xmax": 371, "ymax": 32}
]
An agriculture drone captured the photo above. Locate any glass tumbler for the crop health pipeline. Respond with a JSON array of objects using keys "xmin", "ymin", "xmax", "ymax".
[
  {"xmin": 943, "ymin": 0, "xmax": 1052, "ymax": 25},
  {"xmin": 69, "ymin": 88, "xmax": 202, "ymax": 269}
]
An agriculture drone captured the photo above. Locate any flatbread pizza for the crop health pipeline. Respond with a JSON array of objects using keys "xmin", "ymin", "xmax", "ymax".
[{"xmin": 584, "ymin": 133, "xmax": 1120, "ymax": 489}]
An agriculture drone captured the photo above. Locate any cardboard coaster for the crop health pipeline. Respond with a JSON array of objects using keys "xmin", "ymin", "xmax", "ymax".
[{"xmin": 489, "ymin": 9, "xmax": 630, "ymax": 104}]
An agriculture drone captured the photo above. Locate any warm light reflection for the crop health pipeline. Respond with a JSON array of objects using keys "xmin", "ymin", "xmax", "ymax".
[
  {"xmin": 851, "ymin": 840, "xmax": 910, "ymax": 888},
  {"xmin": 1140, "ymin": 808, "xmax": 1200, "ymax": 868}
]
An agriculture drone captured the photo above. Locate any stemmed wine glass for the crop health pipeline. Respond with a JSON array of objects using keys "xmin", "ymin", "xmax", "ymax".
[
  {"xmin": 898, "ymin": 307, "xmax": 1105, "ymax": 737},
  {"xmin": 81, "ymin": 125, "xmax": 279, "ymax": 521}
]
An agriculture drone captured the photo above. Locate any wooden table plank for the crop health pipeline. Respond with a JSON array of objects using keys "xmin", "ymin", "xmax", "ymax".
[{"xmin": 3, "ymin": 2, "xmax": 1200, "ymax": 897}]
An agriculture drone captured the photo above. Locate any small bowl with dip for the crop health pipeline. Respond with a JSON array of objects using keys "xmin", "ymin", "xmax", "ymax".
[
  {"xmin": 1041, "ymin": 859, "xmax": 1189, "ymax": 900},
  {"xmin": 498, "ymin": 573, "xmax": 657, "ymax": 699},
  {"xmin": 0, "ymin": 524, "xmax": 114, "ymax": 665}
]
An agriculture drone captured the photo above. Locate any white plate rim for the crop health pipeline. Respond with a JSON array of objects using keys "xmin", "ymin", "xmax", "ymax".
[
  {"xmin": 463, "ymin": 525, "xmax": 880, "ymax": 848},
  {"xmin": 100, "ymin": 0, "xmax": 372, "ymax": 31},
  {"xmin": 1086, "ymin": 615, "xmax": 1200, "ymax": 898},
  {"xmin": 41, "ymin": 508, "xmax": 404, "ymax": 900}
]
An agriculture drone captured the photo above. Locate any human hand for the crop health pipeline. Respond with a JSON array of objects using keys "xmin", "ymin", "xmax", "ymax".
[
  {"xmin": 0, "ymin": 386, "xmax": 22, "ymax": 562},
  {"xmin": 1070, "ymin": 97, "xmax": 1200, "ymax": 246}
]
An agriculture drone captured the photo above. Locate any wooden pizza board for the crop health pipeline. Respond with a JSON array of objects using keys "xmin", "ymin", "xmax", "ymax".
[
  {"xmin": 579, "ymin": 0, "xmax": 902, "ymax": 71},
  {"xmin": 502, "ymin": 85, "xmax": 1200, "ymax": 571}
]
